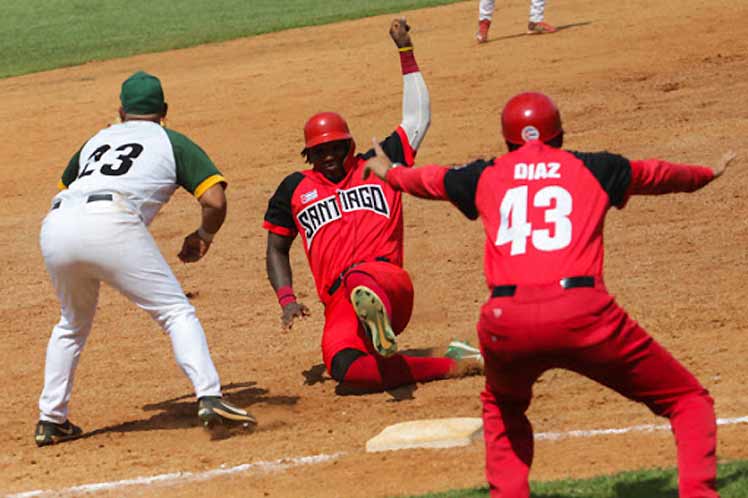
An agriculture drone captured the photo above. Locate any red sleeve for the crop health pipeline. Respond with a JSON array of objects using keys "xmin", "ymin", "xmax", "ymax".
[
  {"xmin": 262, "ymin": 220, "xmax": 296, "ymax": 238},
  {"xmin": 385, "ymin": 164, "xmax": 449, "ymax": 199},
  {"xmin": 626, "ymin": 160, "xmax": 714, "ymax": 197},
  {"xmin": 395, "ymin": 126, "xmax": 416, "ymax": 166}
]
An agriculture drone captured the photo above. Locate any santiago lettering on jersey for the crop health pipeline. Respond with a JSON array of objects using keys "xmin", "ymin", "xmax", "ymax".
[
  {"xmin": 297, "ymin": 185, "xmax": 390, "ymax": 248},
  {"xmin": 514, "ymin": 162, "xmax": 561, "ymax": 180}
]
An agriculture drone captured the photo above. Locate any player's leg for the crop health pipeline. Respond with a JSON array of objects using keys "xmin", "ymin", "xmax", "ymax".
[
  {"xmin": 323, "ymin": 291, "xmax": 455, "ymax": 392},
  {"xmin": 37, "ymin": 212, "xmax": 99, "ymax": 445},
  {"xmin": 38, "ymin": 264, "xmax": 99, "ymax": 425},
  {"xmin": 476, "ymin": 0, "xmax": 495, "ymax": 42},
  {"xmin": 478, "ymin": 305, "xmax": 546, "ymax": 498},
  {"xmin": 344, "ymin": 261, "xmax": 413, "ymax": 357},
  {"xmin": 568, "ymin": 309, "xmax": 717, "ymax": 498},
  {"xmin": 527, "ymin": 0, "xmax": 556, "ymax": 33},
  {"xmin": 99, "ymin": 220, "xmax": 253, "ymax": 426}
]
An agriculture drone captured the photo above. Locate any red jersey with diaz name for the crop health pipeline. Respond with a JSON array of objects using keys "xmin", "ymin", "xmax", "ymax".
[
  {"xmin": 387, "ymin": 140, "xmax": 714, "ymax": 288},
  {"xmin": 263, "ymin": 128, "xmax": 415, "ymax": 302}
]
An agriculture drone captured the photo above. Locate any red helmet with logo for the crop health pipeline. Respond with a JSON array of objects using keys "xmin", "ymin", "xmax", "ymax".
[
  {"xmin": 303, "ymin": 112, "xmax": 353, "ymax": 149},
  {"xmin": 302, "ymin": 111, "xmax": 357, "ymax": 172},
  {"xmin": 501, "ymin": 92, "xmax": 563, "ymax": 145}
]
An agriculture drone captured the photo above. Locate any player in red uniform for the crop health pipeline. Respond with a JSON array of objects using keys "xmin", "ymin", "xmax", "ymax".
[
  {"xmin": 263, "ymin": 19, "xmax": 481, "ymax": 393},
  {"xmin": 363, "ymin": 92, "xmax": 736, "ymax": 497}
]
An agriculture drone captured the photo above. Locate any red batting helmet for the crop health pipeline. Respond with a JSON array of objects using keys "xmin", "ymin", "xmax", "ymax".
[
  {"xmin": 303, "ymin": 112, "xmax": 353, "ymax": 149},
  {"xmin": 501, "ymin": 92, "xmax": 563, "ymax": 145}
]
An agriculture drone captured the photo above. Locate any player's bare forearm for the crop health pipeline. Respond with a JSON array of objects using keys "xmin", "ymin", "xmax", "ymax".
[
  {"xmin": 178, "ymin": 184, "xmax": 226, "ymax": 263},
  {"xmin": 266, "ymin": 232, "xmax": 295, "ymax": 291},
  {"xmin": 266, "ymin": 232, "xmax": 310, "ymax": 330},
  {"xmin": 198, "ymin": 184, "xmax": 227, "ymax": 234}
]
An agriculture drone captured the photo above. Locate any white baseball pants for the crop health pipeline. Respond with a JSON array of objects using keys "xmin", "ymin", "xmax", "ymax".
[
  {"xmin": 479, "ymin": 0, "xmax": 547, "ymax": 23},
  {"xmin": 38, "ymin": 193, "xmax": 221, "ymax": 424}
]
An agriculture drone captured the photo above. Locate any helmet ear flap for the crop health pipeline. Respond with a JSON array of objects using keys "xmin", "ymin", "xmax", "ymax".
[{"xmin": 501, "ymin": 92, "xmax": 563, "ymax": 145}]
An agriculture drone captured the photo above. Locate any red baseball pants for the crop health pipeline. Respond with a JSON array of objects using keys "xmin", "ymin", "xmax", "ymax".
[
  {"xmin": 321, "ymin": 261, "xmax": 453, "ymax": 390},
  {"xmin": 477, "ymin": 282, "xmax": 717, "ymax": 498}
]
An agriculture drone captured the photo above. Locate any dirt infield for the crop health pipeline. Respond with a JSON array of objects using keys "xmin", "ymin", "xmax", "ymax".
[{"xmin": 2, "ymin": 0, "xmax": 747, "ymax": 496}]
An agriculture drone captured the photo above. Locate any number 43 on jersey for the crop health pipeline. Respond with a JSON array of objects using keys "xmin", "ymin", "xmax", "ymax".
[{"xmin": 495, "ymin": 186, "xmax": 572, "ymax": 255}]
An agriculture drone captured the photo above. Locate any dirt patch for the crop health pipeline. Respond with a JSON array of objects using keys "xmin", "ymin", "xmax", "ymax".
[{"xmin": 1, "ymin": 0, "xmax": 747, "ymax": 497}]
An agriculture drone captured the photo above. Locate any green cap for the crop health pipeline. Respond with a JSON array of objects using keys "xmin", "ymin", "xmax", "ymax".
[{"xmin": 120, "ymin": 71, "xmax": 165, "ymax": 115}]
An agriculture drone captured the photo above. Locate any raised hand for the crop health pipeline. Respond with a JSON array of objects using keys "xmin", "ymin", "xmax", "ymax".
[
  {"xmin": 363, "ymin": 138, "xmax": 395, "ymax": 180},
  {"xmin": 389, "ymin": 18, "xmax": 412, "ymax": 49}
]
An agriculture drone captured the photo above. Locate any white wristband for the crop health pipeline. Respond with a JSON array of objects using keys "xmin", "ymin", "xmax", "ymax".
[{"xmin": 197, "ymin": 226, "xmax": 215, "ymax": 242}]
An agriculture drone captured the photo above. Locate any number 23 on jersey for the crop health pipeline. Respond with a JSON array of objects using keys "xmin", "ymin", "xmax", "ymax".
[
  {"xmin": 495, "ymin": 185, "xmax": 573, "ymax": 255},
  {"xmin": 78, "ymin": 143, "xmax": 144, "ymax": 179}
]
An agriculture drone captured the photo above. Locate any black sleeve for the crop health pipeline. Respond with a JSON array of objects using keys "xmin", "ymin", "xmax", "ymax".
[
  {"xmin": 359, "ymin": 130, "xmax": 407, "ymax": 164},
  {"xmin": 570, "ymin": 151, "xmax": 632, "ymax": 208},
  {"xmin": 264, "ymin": 172, "xmax": 304, "ymax": 231},
  {"xmin": 443, "ymin": 159, "xmax": 493, "ymax": 220}
]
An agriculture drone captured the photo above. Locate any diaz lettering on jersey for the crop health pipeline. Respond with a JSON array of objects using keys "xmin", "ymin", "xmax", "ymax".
[
  {"xmin": 297, "ymin": 185, "xmax": 390, "ymax": 248},
  {"xmin": 514, "ymin": 162, "xmax": 561, "ymax": 180}
]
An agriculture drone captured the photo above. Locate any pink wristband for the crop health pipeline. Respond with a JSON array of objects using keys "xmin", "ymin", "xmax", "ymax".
[
  {"xmin": 399, "ymin": 49, "xmax": 419, "ymax": 75},
  {"xmin": 277, "ymin": 286, "xmax": 297, "ymax": 307}
]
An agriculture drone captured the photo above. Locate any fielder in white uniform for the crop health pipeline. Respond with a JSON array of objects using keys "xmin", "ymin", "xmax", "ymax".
[
  {"xmin": 35, "ymin": 71, "xmax": 255, "ymax": 447},
  {"xmin": 476, "ymin": 0, "xmax": 556, "ymax": 43}
]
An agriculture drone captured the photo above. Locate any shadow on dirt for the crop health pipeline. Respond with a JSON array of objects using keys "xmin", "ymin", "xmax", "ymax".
[
  {"xmin": 76, "ymin": 381, "xmax": 297, "ymax": 440},
  {"xmin": 488, "ymin": 21, "xmax": 592, "ymax": 42}
]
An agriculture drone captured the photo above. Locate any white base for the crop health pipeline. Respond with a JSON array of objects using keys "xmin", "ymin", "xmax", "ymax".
[{"xmin": 365, "ymin": 417, "xmax": 483, "ymax": 452}]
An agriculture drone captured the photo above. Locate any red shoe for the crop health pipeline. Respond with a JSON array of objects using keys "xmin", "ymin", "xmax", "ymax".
[
  {"xmin": 527, "ymin": 21, "xmax": 557, "ymax": 34},
  {"xmin": 475, "ymin": 19, "xmax": 491, "ymax": 43}
]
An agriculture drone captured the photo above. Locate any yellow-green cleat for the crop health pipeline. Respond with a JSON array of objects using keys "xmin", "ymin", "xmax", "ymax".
[{"xmin": 350, "ymin": 285, "xmax": 398, "ymax": 357}]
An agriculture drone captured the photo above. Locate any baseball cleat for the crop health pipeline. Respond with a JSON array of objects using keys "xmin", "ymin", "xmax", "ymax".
[
  {"xmin": 350, "ymin": 286, "xmax": 398, "ymax": 357},
  {"xmin": 527, "ymin": 21, "xmax": 557, "ymax": 34},
  {"xmin": 197, "ymin": 396, "xmax": 257, "ymax": 433},
  {"xmin": 35, "ymin": 420, "xmax": 83, "ymax": 447},
  {"xmin": 445, "ymin": 340, "xmax": 484, "ymax": 378}
]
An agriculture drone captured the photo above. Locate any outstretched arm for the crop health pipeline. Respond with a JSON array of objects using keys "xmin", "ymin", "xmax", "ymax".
[
  {"xmin": 627, "ymin": 151, "xmax": 736, "ymax": 196},
  {"xmin": 364, "ymin": 139, "xmax": 449, "ymax": 199},
  {"xmin": 266, "ymin": 232, "xmax": 310, "ymax": 331},
  {"xmin": 390, "ymin": 18, "xmax": 430, "ymax": 152}
]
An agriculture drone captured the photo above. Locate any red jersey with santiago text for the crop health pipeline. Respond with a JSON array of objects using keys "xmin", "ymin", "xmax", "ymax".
[
  {"xmin": 386, "ymin": 140, "xmax": 714, "ymax": 288},
  {"xmin": 263, "ymin": 128, "xmax": 415, "ymax": 302}
]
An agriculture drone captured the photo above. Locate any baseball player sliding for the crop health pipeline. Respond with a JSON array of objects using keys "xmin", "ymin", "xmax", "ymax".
[
  {"xmin": 364, "ymin": 92, "xmax": 736, "ymax": 497},
  {"xmin": 36, "ymin": 71, "xmax": 255, "ymax": 447},
  {"xmin": 263, "ymin": 19, "xmax": 482, "ymax": 393},
  {"xmin": 476, "ymin": 0, "xmax": 556, "ymax": 43}
]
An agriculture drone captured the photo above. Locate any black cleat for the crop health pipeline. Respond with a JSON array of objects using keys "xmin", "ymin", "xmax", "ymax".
[
  {"xmin": 197, "ymin": 396, "xmax": 257, "ymax": 434},
  {"xmin": 35, "ymin": 420, "xmax": 83, "ymax": 447}
]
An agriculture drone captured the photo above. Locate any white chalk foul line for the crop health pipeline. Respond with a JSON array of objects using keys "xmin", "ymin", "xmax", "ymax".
[
  {"xmin": 5, "ymin": 452, "xmax": 345, "ymax": 498},
  {"xmin": 535, "ymin": 416, "xmax": 748, "ymax": 441},
  {"xmin": 6, "ymin": 416, "xmax": 748, "ymax": 497}
]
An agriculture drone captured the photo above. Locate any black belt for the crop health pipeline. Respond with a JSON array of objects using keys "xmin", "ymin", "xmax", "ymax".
[
  {"xmin": 52, "ymin": 193, "xmax": 113, "ymax": 210},
  {"xmin": 327, "ymin": 256, "xmax": 390, "ymax": 296},
  {"xmin": 491, "ymin": 276, "xmax": 595, "ymax": 298}
]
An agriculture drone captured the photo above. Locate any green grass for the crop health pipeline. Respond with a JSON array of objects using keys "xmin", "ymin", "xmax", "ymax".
[
  {"xmin": 403, "ymin": 460, "xmax": 748, "ymax": 497},
  {"xmin": 1, "ymin": 0, "xmax": 464, "ymax": 78}
]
